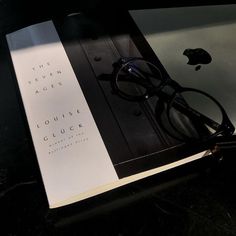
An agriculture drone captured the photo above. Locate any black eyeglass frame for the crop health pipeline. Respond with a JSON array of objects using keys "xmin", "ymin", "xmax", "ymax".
[{"xmin": 111, "ymin": 57, "xmax": 235, "ymax": 140}]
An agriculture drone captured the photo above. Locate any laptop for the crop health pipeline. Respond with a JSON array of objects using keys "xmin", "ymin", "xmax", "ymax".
[{"xmin": 130, "ymin": 4, "xmax": 236, "ymax": 130}]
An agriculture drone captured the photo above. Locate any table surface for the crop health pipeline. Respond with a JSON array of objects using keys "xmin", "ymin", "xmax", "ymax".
[{"xmin": 0, "ymin": 1, "xmax": 236, "ymax": 235}]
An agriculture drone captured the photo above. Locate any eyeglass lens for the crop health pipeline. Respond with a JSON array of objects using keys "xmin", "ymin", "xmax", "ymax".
[
  {"xmin": 116, "ymin": 59, "xmax": 163, "ymax": 98},
  {"xmin": 167, "ymin": 90, "xmax": 223, "ymax": 140}
]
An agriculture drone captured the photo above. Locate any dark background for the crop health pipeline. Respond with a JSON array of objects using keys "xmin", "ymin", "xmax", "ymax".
[
  {"xmin": 1, "ymin": 0, "xmax": 236, "ymax": 27},
  {"xmin": 0, "ymin": 0, "xmax": 236, "ymax": 235}
]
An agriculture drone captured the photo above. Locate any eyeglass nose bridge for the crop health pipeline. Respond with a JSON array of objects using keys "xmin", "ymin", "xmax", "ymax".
[{"xmin": 151, "ymin": 82, "xmax": 177, "ymax": 102}]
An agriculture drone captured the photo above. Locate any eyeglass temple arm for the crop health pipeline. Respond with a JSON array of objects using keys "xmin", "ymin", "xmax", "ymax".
[
  {"xmin": 211, "ymin": 136, "xmax": 236, "ymax": 158},
  {"xmin": 216, "ymin": 140, "xmax": 236, "ymax": 150},
  {"xmin": 173, "ymin": 100, "xmax": 220, "ymax": 130}
]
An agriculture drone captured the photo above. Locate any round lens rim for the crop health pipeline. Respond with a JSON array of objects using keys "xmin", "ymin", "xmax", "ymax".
[
  {"xmin": 167, "ymin": 87, "xmax": 227, "ymax": 140},
  {"xmin": 112, "ymin": 58, "xmax": 165, "ymax": 101}
]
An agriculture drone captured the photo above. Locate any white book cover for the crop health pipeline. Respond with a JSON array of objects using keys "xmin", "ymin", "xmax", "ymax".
[{"xmin": 6, "ymin": 21, "xmax": 119, "ymax": 208}]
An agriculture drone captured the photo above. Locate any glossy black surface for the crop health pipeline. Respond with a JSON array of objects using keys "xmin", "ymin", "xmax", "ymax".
[{"xmin": 0, "ymin": 1, "xmax": 236, "ymax": 235}]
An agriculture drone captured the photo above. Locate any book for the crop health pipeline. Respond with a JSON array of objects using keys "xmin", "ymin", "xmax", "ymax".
[{"xmin": 6, "ymin": 17, "xmax": 210, "ymax": 209}]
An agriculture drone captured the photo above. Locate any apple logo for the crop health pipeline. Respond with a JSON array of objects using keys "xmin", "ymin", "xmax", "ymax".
[{"xmin": 183, "ymin": 48, "xmax": 212, "ymax": 71}]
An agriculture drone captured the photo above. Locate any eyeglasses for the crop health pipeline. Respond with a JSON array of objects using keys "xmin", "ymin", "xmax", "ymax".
[{"xmin": 106, "ymin": 57, "xmax": 235, "ymax": 142}]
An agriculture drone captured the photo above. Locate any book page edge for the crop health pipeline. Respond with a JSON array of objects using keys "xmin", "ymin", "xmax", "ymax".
[{"xmin": 50, "ymin": 150, "xmax": 209, "ymax": 208}]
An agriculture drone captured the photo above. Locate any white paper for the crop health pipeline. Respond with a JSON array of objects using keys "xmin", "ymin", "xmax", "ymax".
[{"xmin": 6, "ymin": 21, "xmax": 118, "ymax": 207}]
